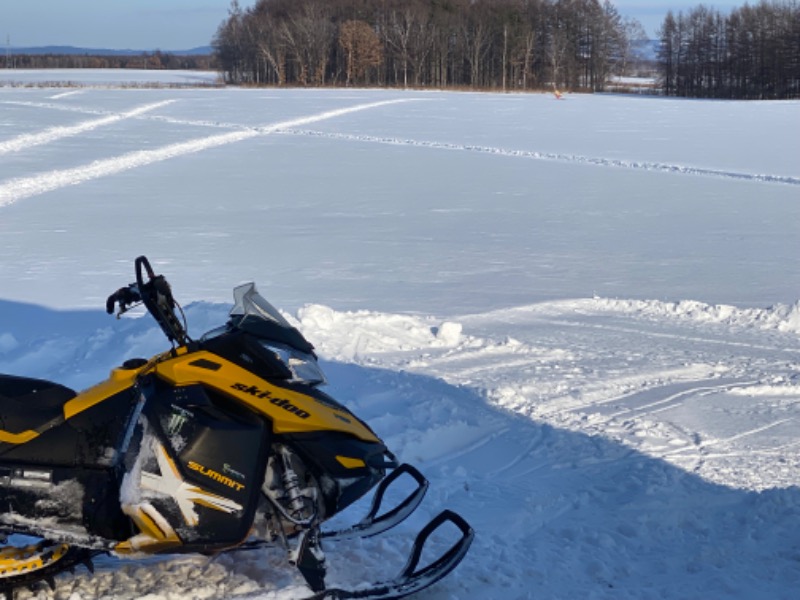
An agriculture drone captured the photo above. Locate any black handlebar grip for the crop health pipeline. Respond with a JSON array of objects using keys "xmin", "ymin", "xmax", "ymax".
[
  {"xmin": 106, "ymin": 285, "xmax": 141, "ymax": 315},
  {"xmin": 105, "ymin": 291, "xmax": 120, "ymax": 314}
]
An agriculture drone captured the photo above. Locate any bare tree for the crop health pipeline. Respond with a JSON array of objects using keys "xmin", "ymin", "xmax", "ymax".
[
  {"xmin": 339, "ymin": 20, "xmax": 383, "ymax": 86},
  {"xmin": 383, "ymin": 1, "xmax": 432, "ymax": 88},
  {"xmin": 281, "ymin": 0, "xmax": 335, "ymax": 85},
  {"xmin": 460, "ymin": 2, "xmax": 494, "ymax": 88},
  {"xmin": 213, "ymin": 1, "xmax": 249, "ymax": 83},
  {"xmin": 249, "ymin": 3, "xmax": 288, "ymax": 84}
]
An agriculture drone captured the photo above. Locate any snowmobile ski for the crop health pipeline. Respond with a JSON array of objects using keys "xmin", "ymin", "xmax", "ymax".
[{"xmin": 307, "ymin": 510, "xmax": 474, "ymax": 600}]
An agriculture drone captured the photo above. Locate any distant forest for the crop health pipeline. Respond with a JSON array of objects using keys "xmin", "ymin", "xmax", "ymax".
[
  {"xmin": 212, "ymin": 0, "xmax": 799, "ymax": 98},
  {"xmin": 7, "ymin": 0, "xmax": 798, "ymax": 99},
  {"xmin": 657, "ymin": 1, "xmax": 800, "ymax": 99},
  {"xmin": 6, "ymin": 52, "xmax": 213, "ymax": 71},
  {"xmin": 211, "ymin": 0, "xmax": 645, "ymax": 92}
]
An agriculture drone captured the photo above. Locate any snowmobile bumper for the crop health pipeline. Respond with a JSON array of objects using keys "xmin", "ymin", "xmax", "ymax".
[{"xmin": 321, "ymin": 463, "xmax": 429, "ymax": 542}]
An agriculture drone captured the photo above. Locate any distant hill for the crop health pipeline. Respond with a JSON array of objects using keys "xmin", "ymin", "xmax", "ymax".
[
  {"xmin": 632, "ymin": 39, "xmax": 659, "ymax": 62},
  {"xmin": 9, "ymin": 46, "xmax": 213, "ymax": 56}
]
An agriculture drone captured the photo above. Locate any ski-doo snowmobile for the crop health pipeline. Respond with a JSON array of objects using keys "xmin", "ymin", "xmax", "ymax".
[{"xmin": 0, "ymin": 256, "xmax": 473, "ymax": 599}]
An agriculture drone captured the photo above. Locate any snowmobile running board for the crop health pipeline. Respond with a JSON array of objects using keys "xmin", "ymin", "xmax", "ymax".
[
  {"xmin": 308, "ymin": 509, "xmax": 474, "ymax": 600},
  {"xmin": 321, "ymin": 463, "xmax": 429, "ymax": 542}
]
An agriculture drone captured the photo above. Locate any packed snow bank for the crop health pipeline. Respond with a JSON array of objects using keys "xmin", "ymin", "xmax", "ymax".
[{"xmin": 590, "ymin": 297, "xmax": 800, "ymax": 334}]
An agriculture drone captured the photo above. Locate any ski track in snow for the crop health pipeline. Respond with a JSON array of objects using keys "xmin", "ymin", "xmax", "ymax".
[
  {"xmin": 0, "ymin": 98, "xmax": 413, "ymax": 207},
  {"xmin": 0, "ymin": 100, "xmax": 175, "ymax": 155},
  {"xmin": 281, "ymin": 129, "xmax": 800, "ymax": 186},
  {"xmin": 2, "ymin": 95, "xmax": 796, "ymax": 216}
]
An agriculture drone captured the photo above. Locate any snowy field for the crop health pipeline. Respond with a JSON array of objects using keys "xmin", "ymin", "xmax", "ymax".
[
  {"xmin": 0, "ymin": 68, "xmax": 220, "ymax": 87},
  {"xmin": 1, "ymin": 71, "xmax": 800, "ymax": 599}
]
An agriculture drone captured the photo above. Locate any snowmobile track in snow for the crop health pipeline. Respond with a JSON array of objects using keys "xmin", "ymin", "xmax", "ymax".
[
  {"xmin": 282, "ymin": 129, "xmax": 800, "ymax": 186},
  {"xmin": 590, "ymin": 378, "xmax": 757, "ymax": 421},
  {"xmin": 0, "ymin": 98, "xmax": 415, "ymax": 207}
]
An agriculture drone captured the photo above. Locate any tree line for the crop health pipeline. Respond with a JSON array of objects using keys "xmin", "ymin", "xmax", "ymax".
[
  {"xmin": 6, "ymin": 52, "xmax": 213, "ymax": 71},
  {"xmin": 657, "ymin": 0, "xmax": 800, "ymax": 99},
  {"xmin": 212, "ymin": 0, "xmax": 643, "ymax": 91}
]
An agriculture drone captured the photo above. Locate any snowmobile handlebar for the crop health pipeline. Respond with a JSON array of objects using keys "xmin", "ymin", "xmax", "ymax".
[
  {"xmin": 106, "ymin": 255, "xmax": 190, "ymax": 347},
  {"xmin": 135, "ymin": 255, "xmax": 157, "ymax": 287}
]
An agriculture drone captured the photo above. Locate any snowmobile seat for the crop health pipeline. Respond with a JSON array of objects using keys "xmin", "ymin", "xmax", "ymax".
[{"xmin": 0, "ymin": 374, "xmax": 77, "ymax": 434}]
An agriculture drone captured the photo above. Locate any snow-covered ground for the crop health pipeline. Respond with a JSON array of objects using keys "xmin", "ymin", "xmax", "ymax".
[
  {"xmin": 1, "ymin": 72, "xmax": 799, "ymax": 599},
  {"xmin": 0, "ymin": 69, "xmax": 220, "ymax": 87}
]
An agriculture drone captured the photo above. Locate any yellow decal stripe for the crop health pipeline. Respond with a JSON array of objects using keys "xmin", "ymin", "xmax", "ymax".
[
  {"xmin": 336, "ymin": 456, "xmax": 367, "ymax": 469},
  {"xmin": 0, "ymin": 429, "xmax": 38, "ymax": 444},
  {"xmin": 63, "ymin": 365, "xmax": 142, "ymax": 419}
]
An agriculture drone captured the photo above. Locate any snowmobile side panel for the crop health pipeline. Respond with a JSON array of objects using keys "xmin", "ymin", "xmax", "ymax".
[{"xmin": 121, "ymin": 382, "xmax": 272, "ymax": 551}]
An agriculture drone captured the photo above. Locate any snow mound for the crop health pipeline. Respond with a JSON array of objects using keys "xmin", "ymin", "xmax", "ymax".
[
  {"xmin": 295, "ymin": 304, "xmax": 462, "ymax": 360},
  {"xmin": 593, "ymin": 297, "xmax": 800, "ymax": 333}
]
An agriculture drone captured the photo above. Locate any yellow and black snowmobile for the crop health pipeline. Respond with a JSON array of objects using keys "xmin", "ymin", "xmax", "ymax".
[{"xmin": 0, "ymin": 256, "xmax": 472, "ymax": 599}]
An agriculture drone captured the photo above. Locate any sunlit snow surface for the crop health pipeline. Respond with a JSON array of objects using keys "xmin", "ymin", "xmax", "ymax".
[{"xmin": 1, "ymin": 71, "xmax": 800, "ymax": 599}]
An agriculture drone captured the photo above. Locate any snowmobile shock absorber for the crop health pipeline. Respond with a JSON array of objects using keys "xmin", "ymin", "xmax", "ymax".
[{"xmin": 279, "ymin": 446, "xmax": 316, "ymax": 523}]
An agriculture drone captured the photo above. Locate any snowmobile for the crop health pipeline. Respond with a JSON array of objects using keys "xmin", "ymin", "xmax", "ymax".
[{"xmin": 0, "ymin": 256, "xmax": 473, "ymax": 599}]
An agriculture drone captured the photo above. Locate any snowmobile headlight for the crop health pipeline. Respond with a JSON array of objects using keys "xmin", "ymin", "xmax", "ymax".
[{"xmin": 260, "ymin": 342, "xmax": 327, "ymax": 386}]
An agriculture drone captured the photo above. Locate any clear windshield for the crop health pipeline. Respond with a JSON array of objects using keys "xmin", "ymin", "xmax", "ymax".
[
  {"xmin": 229, "ymin": 283, "xmax": 324, "ymax": 385},
  {"xmin": 230, "ymin": 282, "xmax": 294, "ymax": 329}
]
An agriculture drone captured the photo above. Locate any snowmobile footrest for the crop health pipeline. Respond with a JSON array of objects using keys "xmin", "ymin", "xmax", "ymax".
[{"xmin": 322, "ymin": 463, "xmax": 429, "ymax": 542}]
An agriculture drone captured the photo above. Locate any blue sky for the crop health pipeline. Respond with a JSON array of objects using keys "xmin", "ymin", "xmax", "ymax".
[
  {"xmin": 4, "ymin": 1, "xmax": 745, "ymax": 50},
  {"xmin": 614, "ymin": 1, "xmax": 742, "ymax": 36}
]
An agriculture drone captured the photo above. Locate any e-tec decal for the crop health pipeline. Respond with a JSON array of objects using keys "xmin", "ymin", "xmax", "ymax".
[{"xmin": 231, "ymin": 383, "xmax": 311, "ymax": 419}]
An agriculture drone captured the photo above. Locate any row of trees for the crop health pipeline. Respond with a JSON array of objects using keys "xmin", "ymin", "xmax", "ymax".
[
  {"xmin": 7, "ymin": 52, "xmax": 213, "ymax": 71},
  {"xmin": 213, "ymin": 0, "xmax": 643, "ymax": 91},
  {"xmin": 657, "ymin": 0, "xmax": 800, "ymax": 99}
]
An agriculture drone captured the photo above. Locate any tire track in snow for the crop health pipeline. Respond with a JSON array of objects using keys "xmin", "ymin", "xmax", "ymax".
[
  {"xmin": 0, "ymin": 100, "xmax": 175, "ymax": 155},
  {"xmin": 283, "ymin": 129, "xmax": 800, "ymax": 186},
  {"xmin": 0, "ymin": 99, "xmax": 412, "ymax": 208}
]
